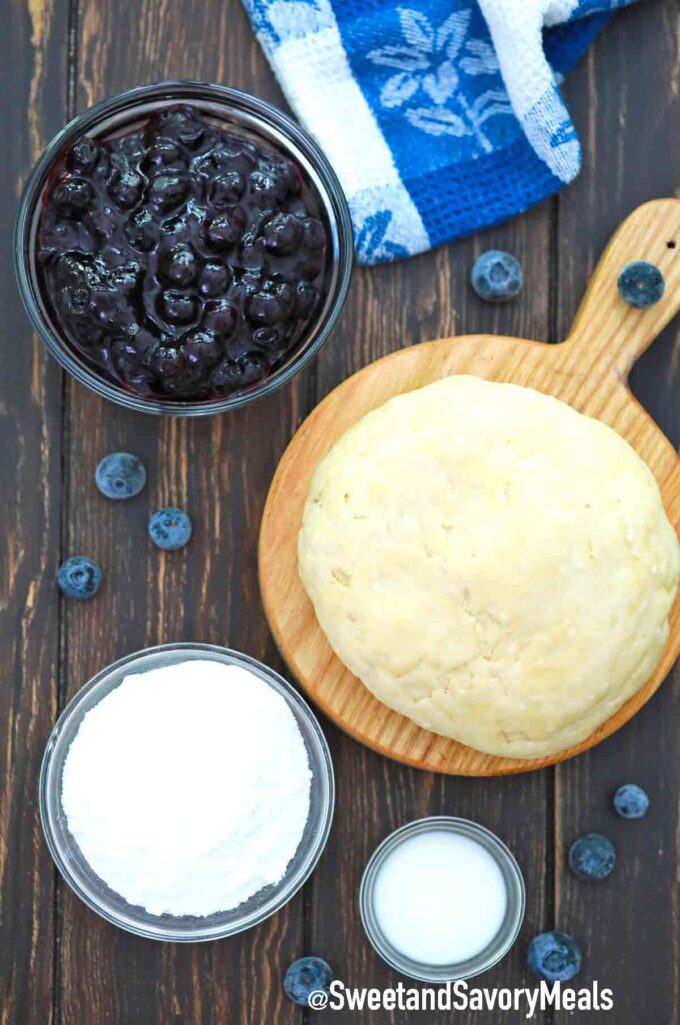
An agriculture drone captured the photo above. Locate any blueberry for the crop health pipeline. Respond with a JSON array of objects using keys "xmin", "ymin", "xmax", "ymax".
[
  {"xmin": 109, "ymin": 169, "xmax": 145, "ymax": 209},
  {"xmin": 205, "ymin": 208, "xmax": 246, "ymax": 250},
  {"xmin": 203, "ymin": 299, "xmax": 237, "ymax": 337},
  {"xmin": 262, "ymin": 212, "xmax": 301, "ymax": 255},
  {"xmin": 52, "ymin": 176, "xmax": 93, "ymax": 217},
  {"xmin": 300, "ymin": 217, "xmax": 326, "ymax": 251},
  {"xmin": 184, "ymin": 329, "xmax": 222, "ymax": 368},
  {"xmin": 160, "ymin": 244, "xmax": 198, "ymax": 288},
  {"xmin": 569, "ymin": 832, "xmax": 615, "ymax": 880},
  {"xmin": 67, "ymin": 138, "xmax": 100, "ymax": 175},
  {"xmin": 58, "ymin": 557, "xmax": 102, "ymax": 600},
  {"xmin": 151, "ymin": 346, "xmax": 187, "ymax": 384},
  {"xmin": 528, "ymin": 931, "xmax": 581, "ymax": 983},
  {"xmin": 95, "ymin": 452, "xmax": 147, "ymax": 500},
  {"xmin": 144, "ymin": 139, "xmax": 182, "ymax": 169},
  {"xmin": 471, "ymin": 250, "xmax": 523, "ymax": 303},
  {"xmin": 283, "ymin": 957, "xmax": 333, "ymax": 1007},
  {"xmin": 149, "ymin": 508, "xmax": 192, "ymax": 550},
  {"xmin": 199, "ymin": 261, "xmax": 230, "ymax": 298},
  {"xmin": 209, "ymin": 172, "xmax": 245, "ymax": 207},
  {"xmin": 125, "ymin": 209, "xmax": 160, "ymax": 252},
  {"xmin": 618, "ymin": 260, "xmax": 665, "ymax": 308},
  {"xmin": 613, "ymin": 783, "xmax": 649, "ymax": 820},
  {"xmin": 148, "ymin": 173, "xmax": 189, "ymax": 212},
  {"xmin": 247, "ymin": 281, "xmax": 295, "ymax": 326},
  {"xmin": 159, "ymin": 289, "xmax": 201, "ymax": 325}
]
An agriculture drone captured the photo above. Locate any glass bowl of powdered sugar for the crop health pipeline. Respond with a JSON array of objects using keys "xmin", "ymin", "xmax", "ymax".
[{"xmin": 39, "ymin": 642, "xmax": 335, "ymax": 941}]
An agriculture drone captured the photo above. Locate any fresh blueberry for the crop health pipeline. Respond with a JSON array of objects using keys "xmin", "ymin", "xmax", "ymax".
[
  {"xmin": 95, "ymin": 452, "xmax": 147, "ymax": 500},
  {"xmin": 569, "ymin": 832, "xmax": 615, "ymax": 880},
  {"xmin": 471, "ymin": 250, "xmax": 523, "ymax": 303},
  {"xmin": 618, "ymin": 260, "xmax": 665, "ymax": 308},
  {"xmin": 613, "ymin": 783, "xmax": 649, "ymax": 820},
  {"xmin": 149, "ymin": 508, "xmax": 192, "ymax": 550},
  {"xmin": 528, "ymin": 931, "xmax": 581, "ymax": 983},
  {"xmin": 283, "ymin": 956, "xmax": 333, "ymax": 1007},
  {"xmin": 58, "ymin": 557, "xmax": 102, "ymax": 599}
]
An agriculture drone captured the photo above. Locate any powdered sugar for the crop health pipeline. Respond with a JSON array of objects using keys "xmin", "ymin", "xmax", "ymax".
[{"xmin": 61, "ymin": 659, "xmax": 312, "ymax": 917}]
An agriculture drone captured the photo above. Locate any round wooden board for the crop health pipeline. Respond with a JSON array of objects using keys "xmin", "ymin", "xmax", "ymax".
[{"xmin": 259, "ymin": 199, "xmax": 680, "ymax": 775}]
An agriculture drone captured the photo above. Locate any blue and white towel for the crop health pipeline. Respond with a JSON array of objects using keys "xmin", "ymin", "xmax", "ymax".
[{"xmin": 242, "ymin": 0, "xmax": 639, "ymax": 264}]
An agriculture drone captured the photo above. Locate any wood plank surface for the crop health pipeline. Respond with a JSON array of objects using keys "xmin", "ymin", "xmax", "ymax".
[
  {"xmin": 554, "ymin": 5, "xmax": 680, "ymax": 1022},
  {"xmin": 0, "ymin": 3, "xmax": 68, "ymax": 1025},
  {"xmin": 0, "ymin": 1, "xmax": 677, "ymax": 1024},
  {"xmin": 61, "ymin": 4, "xmax": 305, "ymax": 1025}
]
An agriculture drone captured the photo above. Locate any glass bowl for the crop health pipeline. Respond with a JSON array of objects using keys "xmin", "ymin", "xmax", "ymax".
[
  {"xmin": 15, "ymin": 80, "xmax": 353, "ymax": 416},
  {"xmin": 359, "ymin": 817, "xmax": 525, "ymax": 982},
  {"xmin": 39, "ymin": 643, "xmax": 335, "ymax": 941}
]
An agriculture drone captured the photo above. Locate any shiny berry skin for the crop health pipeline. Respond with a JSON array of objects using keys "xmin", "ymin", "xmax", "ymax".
[
  {"xmin": 528, "ymin": 931, "xmax": 581, "ymax": 983},
  {"xmin": 613, "ymin": 783, "xmax": 649, "ymax": 820},
  {"xmin": 209, "ymin": 171, "xmax": 245, "ymax": 206},
  {"xmin": 205, "ymin": 208, "xmax": 246, "ymax": 250},
  {"xmin": 568, "ymin": 832, "xmax": 615, "ymax": 880},
  {"xmin": 159, "ymin": 289, "xmax": 201, "ymax": 325},
  {"xmin": 160, "ymin": 244, "xmax": 198, "ymax": 287},
  {"xmin": 149, "ymin": 508, "xmax": 193, "ymax": 550},
  {"xmin": 124, "ymin": 208, "xmax": 160, "ymax": 251},
  {"xmin": 68, "ymin": 139, "xmax": 100, "ymax": 175},
  {"xmin": 37, "ymin": 104, "xmax": 330, "ymax": 402},
  {"xmin": 471, "ymin": 250, "xmax": 523, "ymax": 303},
  {"xmin": 58, "ymin": 556, "xmax": 102, "ymax": 599},
  {"xmin": 199, "ymin": 261, "xmax": 230, "ymax": 297},
  {"xmin": 95, "ymin": 452, "xmax": 147, "ymax": 500},
  {"xmin": 263, "ymin": 212, "xmax": 301, "ymax": 255},
  {"xmin": 283, "ymin": 957, "xmax": 333, "ymax": 1007},
  {"xmin": 618, "ymin": 260, "xmax": 665, "ymax": 308},
  {"xmin": 53, "ymin": 176, "xmax": 93, "ymax": 216}
]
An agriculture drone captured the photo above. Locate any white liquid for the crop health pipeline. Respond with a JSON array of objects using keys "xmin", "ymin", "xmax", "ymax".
[{"xmin": 372, "ymin": 830, "xmax": 508, "ymax": 965}]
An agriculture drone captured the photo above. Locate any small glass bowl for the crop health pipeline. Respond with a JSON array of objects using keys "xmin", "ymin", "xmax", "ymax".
[
  {"xmin": 39, "ymin": 643, "xmax": 335, "ymax": 941},
  {"xmin": 14, "ymin": 80, "xmax": 353, "ymax": 416},
  {"xmin": 359, "ymin": 817, "xmax": 525, "ymax": 983}
]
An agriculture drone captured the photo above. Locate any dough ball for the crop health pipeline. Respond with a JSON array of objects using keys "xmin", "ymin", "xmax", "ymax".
[{"xmin": 298, "ymin": 376, "xmax": 679, "ymax": 759}]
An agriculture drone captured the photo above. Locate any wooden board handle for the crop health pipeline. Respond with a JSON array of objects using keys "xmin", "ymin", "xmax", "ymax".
[{"xmin": 562, "ymin": 198, "xmax": 680, "ymax": 379}]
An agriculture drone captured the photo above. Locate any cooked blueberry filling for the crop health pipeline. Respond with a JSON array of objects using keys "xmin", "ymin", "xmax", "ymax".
[{"xmin": 37, "ymin": 104, "xmax": 331, "ymax": 401}]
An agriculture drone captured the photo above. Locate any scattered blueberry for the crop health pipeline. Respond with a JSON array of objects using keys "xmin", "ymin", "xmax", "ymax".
[
  {"xmin": 149, "ymin": 508, "xmax": 192, "ymax": 550},
  {"xmin": 95, "ymin": 452, "xmax": 147, "ymax": 500},
  {"xmin": 613, "ymin": 783, "xmax": 649, "ymax": 820},
  {"xmin": 568, "ymin": 832, "xmax": 616, "ymax": 880},
  {"xmin": 283, "ymin": 956, "xmax": 333, "ymax": 1007},
  {"xmin": 470, "ymin": 250, "xmax": 523, "ymax": 303},
  {"xmin": 57, "ymin": 556, "xmax": 102, "ymax": 599},
  {"xmin": 528, "ymin": 931, "xmax": 581, "ymax": 983},
  {"xmin": 617, "ymin": 260, "xmax": 665, "ymax": 308}
]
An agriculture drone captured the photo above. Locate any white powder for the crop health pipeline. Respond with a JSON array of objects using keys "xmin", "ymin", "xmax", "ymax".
[{"xmin": 61, "ymin": 659, "xmax": 312, "ymax": 917}]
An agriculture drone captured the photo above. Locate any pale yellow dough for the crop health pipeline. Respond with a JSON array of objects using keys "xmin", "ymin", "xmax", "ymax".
[{"xmin": 298, "ymin": 376, "xmax": 680, "ymax": 759}]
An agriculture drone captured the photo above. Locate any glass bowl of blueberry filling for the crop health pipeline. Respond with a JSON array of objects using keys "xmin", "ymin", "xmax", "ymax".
[{"xmin": 15, "ymin": 81, "xmax": 353, "ymax": 415}]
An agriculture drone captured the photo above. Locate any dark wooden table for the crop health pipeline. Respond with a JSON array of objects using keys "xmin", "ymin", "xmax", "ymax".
[{"xmin": 2, "ymin": 2, "xmax": 678, "ymax": 1023}]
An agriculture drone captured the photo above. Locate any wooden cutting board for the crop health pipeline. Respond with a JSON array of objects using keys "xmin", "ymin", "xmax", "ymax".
[{"xmin": 259, "ymin": 199, "xmax": 680, "ymax": 776}]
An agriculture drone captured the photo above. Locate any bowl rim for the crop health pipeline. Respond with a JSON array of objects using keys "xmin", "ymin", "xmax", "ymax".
[
  {"xmin": 358, "ymin": 816, "xmax": 526, "ymax": 982},
  {"xmin": 14, "ymin": 79, "xmax": 354, "ymax": 417},
  {"xmin": 39, "ymin": 641, "xmax": 336, "ymax": 941}
]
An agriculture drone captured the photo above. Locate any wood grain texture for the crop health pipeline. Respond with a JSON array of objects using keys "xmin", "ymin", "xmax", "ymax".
[
  {"xmin": 554, "ymin": 6, "xmax": 680, "ymax": 1023},
  {"xmin": 60, "ymin": 4, "xmax": 304, "ymax": 1025},
  {"xmin": 0, "ymin": 3, "xmax": 67, "ymax": 1025},
  {"xmin": 260, "ymin": 198, "xmax": 680, "ymax": 777}
]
